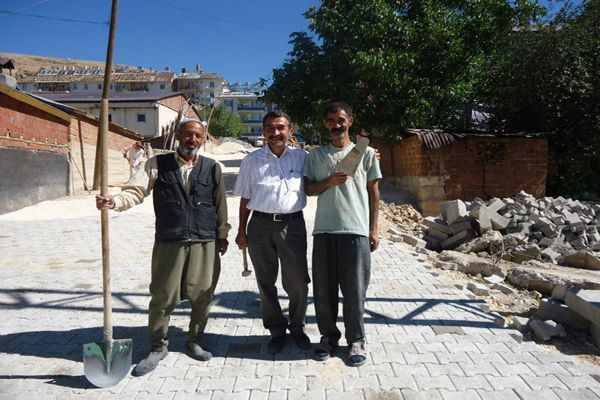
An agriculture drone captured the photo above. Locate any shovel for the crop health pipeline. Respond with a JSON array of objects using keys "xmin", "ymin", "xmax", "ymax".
[
  {"xmin": 83, "ymin": 0, "xmax": 132, "ymax": 387},
  {"xmin": 242, "ymin": 246, "xmax": 252, "ymax": 277}
]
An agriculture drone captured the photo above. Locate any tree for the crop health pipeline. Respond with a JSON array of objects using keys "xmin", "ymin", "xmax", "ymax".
[
  {"xmin": 478, "ymin": 0, "xmax": 600, "ymax": 196},
  {"xmin": 264, "ymin": 0, "xmax": 543, "ymax": 139},
  {"xmin": 207, "ymin": 106, "xmax": 243, "ymax": 138}
]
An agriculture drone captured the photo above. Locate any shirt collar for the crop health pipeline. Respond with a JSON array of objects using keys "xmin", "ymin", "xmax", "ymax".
[
  {"xmin": 175, "ymin": 149, "xmax": 198, "ymax": 167},
  {"xmin": 264, "ymin": 144, "xmax": 291, "ymax": 159}
]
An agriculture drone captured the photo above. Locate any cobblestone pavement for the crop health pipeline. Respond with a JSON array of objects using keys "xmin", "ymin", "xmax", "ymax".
[{"xmin": 1, "ymin": 153, "xmax": 600, "ymax": 399}]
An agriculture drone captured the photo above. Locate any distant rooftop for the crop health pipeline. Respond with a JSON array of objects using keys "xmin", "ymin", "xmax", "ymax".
[
  {"xmin": 22, "ymin": 66, "xmax": 175, "ymax": 83},
  {"xmin": 38, "ymin": 92, "xmax": 187, "ymax": 102}
]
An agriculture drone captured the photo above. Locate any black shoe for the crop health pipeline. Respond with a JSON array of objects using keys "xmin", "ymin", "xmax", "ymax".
[
  {"xmin": 267, "ymin": 335, "xmax": 287, "ymax": 354},
  {"xmin": 132, "ymin": 347, "xmax": 168, "ymax": 377},
  {"xmin": 187, "ymin": 341, "xmax": 212, "ymax": 361},
  {"xmin": 313, "ymin": 339, "xmax": 337, "ymax": 362},
  {"xmin": 291, "ymin": 332, "xmax": 311, "ymax": 351}
]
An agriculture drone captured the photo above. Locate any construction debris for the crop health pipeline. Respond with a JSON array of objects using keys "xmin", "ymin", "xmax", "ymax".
[{"xmin": 421, "ymin": 191, "xmax": 600, "ymax": 270}]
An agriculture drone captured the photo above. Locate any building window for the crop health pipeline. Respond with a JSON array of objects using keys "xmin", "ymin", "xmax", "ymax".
[
  {"xmin": 137, "ymin": 114, "xmax": 146, "ymax": 122},
  {"xmin": 160, "ymin": 84, "xmax": 166, "ymax": 90},
  {"xmin": 209, "ymin": 81, "xmax": 215, "ymax": 88},
  {"xmin": 108, "ymin": 114, "xmax": 112, "ymax": 122},
  {"xmin": 72, "ymin": 84, "xmax": 78, "ymax": 90},
  {"xmin": 210, "ymin": 92, "xmax": 214, "ymax": 98},
  {"xmin": 84, "ymin": 84, "xmax": 89, "ymax": 90},
  {"xmin": 98, "ymin": 84, "xmax": 102, "ymax": 90}
]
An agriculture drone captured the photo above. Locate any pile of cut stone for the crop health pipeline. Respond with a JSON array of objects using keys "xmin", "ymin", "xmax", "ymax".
[{"xmin": 422, "ymin": 191, "xmax": 600, "ymax": 269}]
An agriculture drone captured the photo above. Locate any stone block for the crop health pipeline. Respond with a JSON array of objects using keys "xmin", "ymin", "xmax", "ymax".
[
  {"xmin": 536, "ymin": 298, "xmax": 590, "ymax": 330},
  {"xmin": 512, "ymin": 316, "xmax": 532, "ymax": 333},
  {"xmin": 565, "ymin": 288, "xmax": 600, "ymax": 326},
  {"xmin": 422, "ymin": 216, "xmax": 452, "ymax": 234},
  {"xmin": 562, "ymin": 252, "xmax": 600, "ymax": 270},
  {"xmin": 390, "ymin": 234, "xmax": 403, "ymax": 243},
  {"xmin": 440, "ymin": 229, "xmax": 476, "ymax": 250},
  {"xmin": 401, "ymin": 234, "xmax": 427, "ymax": 248},
  {"xmin": 450, "ymin": 220, "xmax": 474, "ymax": 235},
  {"xmin": 484, "ymin": 275, "xmax": 504, "ymax": 286},
  {"xmin": 486, "ymin": 198, "xmax": 506, "ymax": 213},
  {"xmin": 490, "ymin": 212, "xmax": 510, "ymax": 230},
  {"xmin": 495, "ymin": 283, "xmax": 517, "ymax": 294},
  {"xmin": 426, "ymin": 226, "xmax": 450, "ymax": 240},
  {"xmin": 435, "ymin": 261, "xmax": 458, "ymax": 271},
  {"xmin": 541, "ymin": 247, "xmax": 561, "ymax": 263},
  {"xmin": 505, "ymin": 222, "xmax": 533, "ymax": 235},
  {"xmin": 467, "ymin": 282, "xmax": 490, "ymax": 296},
  {"xmin": 443, "ymin": 200, "xmax": 469, "ymax": 225},
  {"xmin": 530, "ymin": 319, "xmax": 567, "ymax": 341}
]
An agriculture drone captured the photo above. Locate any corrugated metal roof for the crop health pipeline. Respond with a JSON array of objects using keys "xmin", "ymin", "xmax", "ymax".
[{"xmin": 403, "ymin": 129, "xmax": 548, "ymax": 149}]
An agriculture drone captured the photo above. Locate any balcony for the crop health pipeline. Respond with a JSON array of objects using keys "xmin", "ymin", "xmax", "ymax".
[{"xmin": 237, "ymin": 105, "xmax": 265, "ymax": 111}]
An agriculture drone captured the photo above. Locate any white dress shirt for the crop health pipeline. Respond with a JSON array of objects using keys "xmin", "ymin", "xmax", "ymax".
[{"xmin": 233, "ymin": 145, "xmax": 308, "ymax": 214}]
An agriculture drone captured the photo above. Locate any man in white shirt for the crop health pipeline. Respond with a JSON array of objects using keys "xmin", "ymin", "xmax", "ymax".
[
  {"xmin": 123, "ymin": 141, "xmax": 146, "ymax": 180},
  {"xmin": 233, "ymin": 111, "xmax": 311, "ymax": 354}
]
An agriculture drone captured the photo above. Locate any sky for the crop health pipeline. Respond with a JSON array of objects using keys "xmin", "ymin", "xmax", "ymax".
[
  {"xmin": 1, "ymin": 0, "xmax": 582, "ymax": 85},
  {"xmin": 1, "ymin": 0, "xmax": 320, "ymax": 84}
]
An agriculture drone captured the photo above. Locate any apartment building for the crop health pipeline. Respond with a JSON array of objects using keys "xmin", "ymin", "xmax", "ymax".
[{"xmin": 174, "ymin": 65, "xmax": 227, "ymax": 106}]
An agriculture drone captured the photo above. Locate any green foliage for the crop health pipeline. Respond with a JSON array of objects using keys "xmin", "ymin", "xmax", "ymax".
[
  {"xmin": 478, "ymin": 0, "xmax": 600, "ymax": 197},
  {"xmin": 207, "ymin": 106, "xmax": 243, "ymax": 138},
  {"xmin": 265, "ymin": 0, "xmax": 543, "ymax": 138}
]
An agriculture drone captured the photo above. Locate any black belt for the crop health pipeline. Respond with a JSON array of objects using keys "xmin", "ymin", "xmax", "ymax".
[{"xmin": 253, "ymin": 210, "xmax": 303, "ymax": 222}]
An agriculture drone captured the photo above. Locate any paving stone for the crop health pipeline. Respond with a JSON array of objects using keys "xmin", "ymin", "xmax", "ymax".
[
  {"xmin": 537, "ymin": 297, "xmax": 591, "ymax": 330},
  {"xmin": 530, "ymin": 319, "xmax": 567, "ymax": 341}
]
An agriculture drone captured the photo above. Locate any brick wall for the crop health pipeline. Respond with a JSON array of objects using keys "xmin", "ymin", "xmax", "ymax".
[
  {"xmin": 0, "ymin": 93, "xmax": 70, "ymax": 154},
  {"xmin": 373, "ymin": 135, "xmax": 548, "ymax": 216}
]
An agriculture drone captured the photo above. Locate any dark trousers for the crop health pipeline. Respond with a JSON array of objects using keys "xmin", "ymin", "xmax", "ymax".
[
  {"xmin": 247, "ymin": 214, "xmax": 310, "ymax": 337},
  {"xmin": 148, "ymin": 241, "xmax": 220, "ymax": 349},
  {"xmin": 312, "ymin": 233, "xmax": 371, "ymax": 345}
]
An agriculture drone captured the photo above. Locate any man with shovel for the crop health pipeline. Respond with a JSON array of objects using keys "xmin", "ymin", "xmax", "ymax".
[
  {"xmin": 96, "ymin": 118, "xmax": 230, "ymax": 376},
  {"xmin": 233, "ymin": 111, "xmax": 311, "ymax": 354}
]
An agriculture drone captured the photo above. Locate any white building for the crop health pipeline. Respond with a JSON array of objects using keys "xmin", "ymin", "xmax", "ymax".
[
  {"xmin": 40, "ymin": 92, "xmax": 195, "ymax": 138},
  {"xmin": 174, "ymin": 65, "xmax": 227, "ymax": 106},
  {"xmin": 218, "ymin": 89, "xmax": 276, "ymax": 135}
]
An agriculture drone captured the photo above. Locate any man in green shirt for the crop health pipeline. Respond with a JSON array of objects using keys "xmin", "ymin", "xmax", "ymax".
[{"xmin": 304, "ymin": 102, "xmax": 382, "ymax": 367}]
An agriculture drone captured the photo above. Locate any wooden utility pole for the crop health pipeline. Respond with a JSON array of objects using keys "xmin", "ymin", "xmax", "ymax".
[{"xmin": 92, "ymin": 0, "xmax": 119, "ymax": 190}]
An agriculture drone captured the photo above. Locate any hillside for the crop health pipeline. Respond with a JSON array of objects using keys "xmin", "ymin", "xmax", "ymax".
[{"xmin": 0, "ymin": 52, "xmax": 146, "ymax": 79}]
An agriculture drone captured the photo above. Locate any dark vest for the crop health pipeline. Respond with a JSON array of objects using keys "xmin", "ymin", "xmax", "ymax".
[{"xmin": 153, "ymin": 153, "xmax": 217, "ymax": 242}]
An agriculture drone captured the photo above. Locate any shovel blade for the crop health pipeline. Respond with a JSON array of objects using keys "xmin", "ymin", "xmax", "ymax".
[{"xmin": 83, "ymin": 339, "xmax": 132, "ymax": 388}]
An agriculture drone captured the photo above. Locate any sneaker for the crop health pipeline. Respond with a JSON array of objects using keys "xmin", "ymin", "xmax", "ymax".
[
  {"xmin": 348, "ymin": 342, "xmax": 367, "ymax": 367},
  {"xmin": 267, "ymin": 335, "xmax": 287, "ymax": 354},
  {"xmin": 187, "ymin": 341, "xmax": 212, "ymax": 361},
  {"xmin": 132, "ymin": 347, "xmax": 168, "ymax": 376},
  {"xmin": 313, "ymin": 338, "xmax": 337, "ymax": 362},
  {"xmin": 291, "ymin": 332, "xmax": 311, "ymax": 351}
]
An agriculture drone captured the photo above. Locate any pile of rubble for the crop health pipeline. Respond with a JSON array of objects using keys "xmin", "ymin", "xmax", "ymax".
[
  {"xmin": 379, "ymin": 202, "xmax": 423, "ymax": 233},
  {"xmin": 421, "ymin": 191, "xmax": 600, "ymax": 269}
]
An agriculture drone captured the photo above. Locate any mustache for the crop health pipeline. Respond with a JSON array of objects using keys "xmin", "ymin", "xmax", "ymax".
[{"xmin": 330, "ymin": 127, "xmax": 345, "ymax": 134}]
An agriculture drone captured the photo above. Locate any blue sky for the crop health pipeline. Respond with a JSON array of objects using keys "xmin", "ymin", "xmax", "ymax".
[
  {"xmin": 1, "ymin": 0, "xmax": 319, "ymax": 84},
  {"xmin": 1, "ymin": 0, "xmax": 581, "ymax": 84}
]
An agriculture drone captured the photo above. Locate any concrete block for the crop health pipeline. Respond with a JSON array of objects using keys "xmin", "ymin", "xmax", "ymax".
[
  {"xmin": 435, "ymin": 261, "xmax": 458, "ymax": 271},
  {"xmin": 495, "ymin": 283, "xmax": 517, "ymax": 294},
  {"xmin": 530, "ymin": 319, "xmax": 567, "ymax": 341},
  {"xmin": 505, "ymin": 222, "xmax": 533, "ymax": 235},
  {"xmin": 401, "ymin": 233, "xmax": 426, "ymax": 248},
  {"xmin": 512, "ymin": 316, "xmax": 532, "ymax": 333},
  {"xmin": 390, "ymin": 234, "xmax": 404, "ymax": 243},
  {"xmin": 478, "ymin": 303, "xmax": 491, "ymax": 312},
  {"xmin": 537, "ymin": 298, "xmax": 590, "ymax": 330},
  {"xmin": 484, "ymin": 275, "xmax": 505, "ymax": 286},
  {"xmin": 440, "ymin": 229, "xmax": 476, "ymax": 250},
  {"xmin": 426, "ymin": 227, "xmax": 450, "ymax": 240},
  {"xmin": 541, "ymin": 247, "xmax": 561, "ymax": 263},
  {"xmin": 443, "ymin": 200, "xmax": 469, "ymax": 225},
  {"xmin": 450, "ymin": 220, "xmax": 474, "ymax": 235},
  {"xmin": 416, "ymin": 247, "xmax": 431, "ymax": 255},
  {"xmin": 422, "ymin": 216, "xmax": 452, "ymax": 234},
  {"xmin": 565, "ymin": 289, "xmax": 600, "ymax": 326},
  {"xmin": 486, "ymin": 198, "xmax": 506, "ymax": 213},
  {"xmin": 467, "ymin": 282, "xmax": 490, "ymax": 296},
  {"xmin": 490, "ymin": 212, "xmax": 511, "ymax": 230}
]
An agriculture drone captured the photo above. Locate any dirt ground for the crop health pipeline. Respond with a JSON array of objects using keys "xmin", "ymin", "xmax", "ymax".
[{"xmin": 378, "ymin": 200, "xmax": 600, "ymax": 366}]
